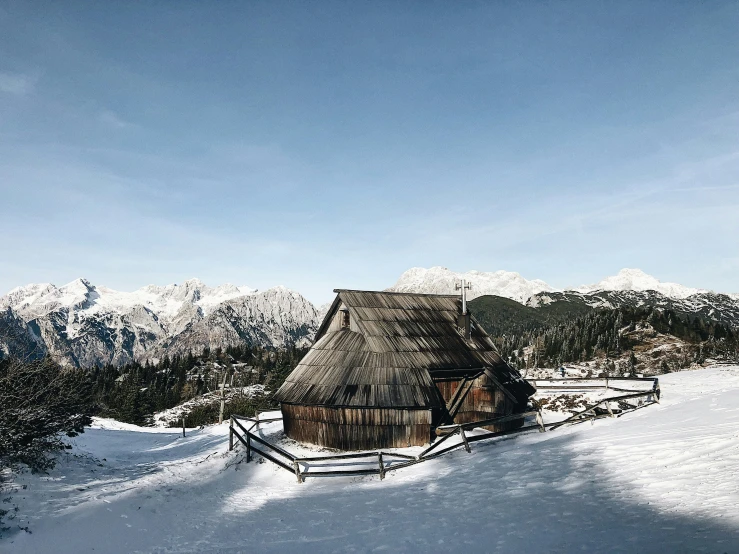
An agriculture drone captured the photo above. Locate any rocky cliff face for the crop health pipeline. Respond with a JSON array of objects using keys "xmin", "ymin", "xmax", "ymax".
[{"xmin": 0, "ymin": 279, "xmax": 320, "ymax": 367}]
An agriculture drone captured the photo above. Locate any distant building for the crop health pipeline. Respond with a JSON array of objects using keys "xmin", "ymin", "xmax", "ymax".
[{"xmin": 274, "ymin": 289, "xmax": 536, "ymax": 450}]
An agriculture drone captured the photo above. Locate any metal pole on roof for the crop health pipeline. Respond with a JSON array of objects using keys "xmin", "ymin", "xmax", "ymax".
[{"xmin": 455, "ymin": 279, "xmax": 471, "ymax": 314}]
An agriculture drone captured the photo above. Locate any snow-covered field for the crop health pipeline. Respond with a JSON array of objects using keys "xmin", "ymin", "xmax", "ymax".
[{"xmin": 4, "ymin": 366, "xmax": 739, "ymax": 553}]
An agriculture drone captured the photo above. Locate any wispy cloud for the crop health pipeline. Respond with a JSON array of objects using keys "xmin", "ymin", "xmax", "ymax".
[
  {"xmin": 0, "ymin": 71, "xmax": 37, "ymax": 95},
  {"xmin": 98, "ymin": 109, "xmax": 133, "ymax": 129}
]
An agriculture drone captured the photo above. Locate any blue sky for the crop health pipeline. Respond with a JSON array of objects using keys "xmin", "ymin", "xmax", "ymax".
[{"xmin": 1, "ymin": 1, "xmax": 738, "ymax": 303}]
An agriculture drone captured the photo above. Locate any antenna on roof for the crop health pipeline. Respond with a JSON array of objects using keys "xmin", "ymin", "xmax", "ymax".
[{"xmin": 455, "ymin": 279, "xmax": 472, "ymax": 315}]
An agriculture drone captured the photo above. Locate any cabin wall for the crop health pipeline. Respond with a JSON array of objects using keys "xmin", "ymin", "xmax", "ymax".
[
  {"xmin": 434, "ymin": 374, "xmax": 524, "ymax": 432},
  {"xmin": 281, "ymin": 404, "xmax": 432, "ymax": 450}
]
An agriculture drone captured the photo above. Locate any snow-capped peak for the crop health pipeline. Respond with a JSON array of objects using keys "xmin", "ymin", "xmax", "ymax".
[
  {"xmin": 387, "ymin": 266, "xmax": 558, "ymax": 303},
  {"xmin": 387, "ymin": 266, "xmax": 717, "ymax": 304},
  {"xmin": 1, "ymin": 278, "xmax": 260, "ymax": 320},
  {"xmin": 575, "ymin": 268, "xmax": 706, "ymax": 299},
  {"xmin": 0, "ymin": 278, "xmax": 319, "ymax": 367}
]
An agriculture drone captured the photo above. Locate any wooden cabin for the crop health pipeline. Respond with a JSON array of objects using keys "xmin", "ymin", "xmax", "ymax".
[{"xmin": 273, "ymin": 290, "xmax": 536, "ymax": 450}]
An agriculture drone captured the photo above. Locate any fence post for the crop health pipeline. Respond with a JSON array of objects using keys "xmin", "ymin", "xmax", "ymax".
[
  {"xmin": 182, "ymin": 416, "xmax": 186, "ymax": 438},
  {"xmin": 229, "ymin": 416, "xmax": 234, "ymax": 451},
  {"xmin": 536, "ymin": 410, "xmax": 546, "ymax": 432},
  {"xmin": 246, "ymin": 433, "xmax": 251, "ymax": 463},
  {"xmin": 459, "ymin": 428, "xmax": 471, "ymax": 453},
  {"xmin": 378, "ymin": 452, "xmax": 385, "ymax": 480},
  {"xmin": 293, "ymin": 461, "xmax": 303, "ymax": 483}
]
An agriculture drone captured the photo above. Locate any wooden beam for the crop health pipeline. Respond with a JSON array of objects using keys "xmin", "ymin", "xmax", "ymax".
[
  {"xmin": 417, "ymin": 428, "xmax": 458, "ymax": 458},
  {"xmin": 248, "ymin": 445, "xmax": 294, "ymax": 472},
  {"xmin": 445, "ymin": 376, "xmax": 469, "ymax": 413},
  {"xmin": 435, "ymin": 411, "xmax": 539, "ymax": 435},
  {"xmin": 482, "ymin": 368, "xmax": 519, "ymax": 403},
  {"xmin": 446, "ymin": 378, "xmax": 476, "ymax": 422},
  {"xmin": 231, "ymin": 417, "xmax": 296, "ymax": 462},
  {"xmin": 297, "ymin": 451, "xmax": 380, "ymax": 463},
  {"xmin": 536, "ymin": 410, "xmax": 546, "ymax": 432},
  {"xmin": 459, "ymin": 428, "xmax": 471, "ymax": 453},
  {"xmin": 299, "ymin": 468, "xmax": 380, "ymax": 477}
]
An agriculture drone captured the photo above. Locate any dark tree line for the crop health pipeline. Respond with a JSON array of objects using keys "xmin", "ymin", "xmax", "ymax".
[
  {"xmin": 89, "ymin": 344, "xmax": 308, "ymax": 426},
  {"xmin": 487, "ymin": 306, "xmax": 739, "ymax": 370}
]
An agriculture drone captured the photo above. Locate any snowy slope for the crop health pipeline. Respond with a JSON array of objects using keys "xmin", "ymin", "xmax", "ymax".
[
  {"xmin": 0, "ymin": 279, "xmax": 320, "ymax": 367},
  {"xmin": 388, "ymin": 266, "xmax": 557, "ymax": 303},
  {"xmin": 5, "ymin": 366, "xmax": 739, "ymax": 553},
  {"xmin": 387, "ymin": 266, "xmax": 717, "ymax": 303},
  {"xmin": 575, "ymin": 268, "xmax": 706, "ymax": 299}
]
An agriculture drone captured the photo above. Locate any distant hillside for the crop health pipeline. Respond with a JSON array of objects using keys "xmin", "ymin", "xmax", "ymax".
[
  {"xmin": 469, "ymin": 294, "xmax": 739, "ymax": 374},
  {"xmin": 469, "ymin": 295, "xmax": 593, "ymax": 336}
]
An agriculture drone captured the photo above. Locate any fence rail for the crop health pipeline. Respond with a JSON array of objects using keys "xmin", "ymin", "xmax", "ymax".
[{"xmin": 228, "ymin": 376, "xmax": 661, "ymax": 482}]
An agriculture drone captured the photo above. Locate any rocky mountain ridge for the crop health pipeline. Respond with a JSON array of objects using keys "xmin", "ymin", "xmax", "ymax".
[
  {"xmin": 527, "ymin": 289, "xmax": 739, "ymax": 329},
  {"xmin": 389, "ymin": 267, "xmax": 739, "ymax": 327},
  {"xmin": 0, "ymin": 279, "xmax": 319, "ymax": 367},
  {"xmin": 388, "ymin": 266, "xmax": 726, "ymax": 302},
  {"xmin": 2, "ymin": 268, "xmax": 737, "ymax": 368}
]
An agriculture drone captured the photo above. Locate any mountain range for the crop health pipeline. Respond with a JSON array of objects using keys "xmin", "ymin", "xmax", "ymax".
[
  {"xmin": 1, "ymin": 268, "xmax": 737, "ymax": 367},
  {"xmin": 0, "ymin": 279, "xmax": 319, "ymax": 367},
  {"xmin": 386, "ymin": 267, "xmax": 715, "ymax": 301}
]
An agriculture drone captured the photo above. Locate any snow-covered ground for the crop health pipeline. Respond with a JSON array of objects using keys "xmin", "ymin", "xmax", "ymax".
[
  {"xmin": 152, "ymin": 385, "xmax": 267, "ymax": 427},
  {"xmin": 4, "ymin": 367, "xmax": 739, "ymax": 553}
]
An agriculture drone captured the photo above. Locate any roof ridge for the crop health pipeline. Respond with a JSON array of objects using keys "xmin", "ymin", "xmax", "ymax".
[{"xmin": 334, "ymin": 289, "xmax": 459, "ymax": 298}]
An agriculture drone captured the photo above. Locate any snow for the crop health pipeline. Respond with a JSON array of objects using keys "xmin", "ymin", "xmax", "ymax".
[
  {"xmin": 0, "ymin": 278, "xmax": 259, "ymax": 321},
  {"xmin": 575, "ymin": 268, "xmax": 707, "ymax": 299},
  {"xmin": 152, "ymin": 385, "xmax": 267, "ymax": 427},
  {"xmin": 388, "ymin": 266, "xmax": 557, "ymax": 303},
  {"xmin": 0, "ymin": 279, "xmax": 319, "ymax": 366},
  {"xmin": 4, "ymin": 366, "xmax": 739, "ymax": 552},
  {"xmin": 388, "ymin": 266, "xmax": 720, "ymax": 304}
]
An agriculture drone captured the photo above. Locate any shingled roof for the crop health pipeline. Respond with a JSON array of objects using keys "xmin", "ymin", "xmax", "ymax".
[{"xmin": 274, "ymin": 290, "xmax": 535, "ymax": 409}]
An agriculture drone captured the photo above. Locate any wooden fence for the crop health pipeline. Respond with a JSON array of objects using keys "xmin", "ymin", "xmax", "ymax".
[{"xmin": 228, "ymin": 376, "xmax": 661, "ymax": 482}]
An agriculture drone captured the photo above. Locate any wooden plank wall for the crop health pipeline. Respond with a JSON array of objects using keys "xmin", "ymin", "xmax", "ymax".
[
  {"xmin": 282, "ymin": 404, "xmax": 432, "ymax": 450},
  {"xmin": 434, "ymin": 375, "xmax": 524, "ymax": 432}
]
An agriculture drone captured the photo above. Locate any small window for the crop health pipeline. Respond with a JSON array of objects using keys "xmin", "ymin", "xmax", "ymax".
[{"xmin": 340, "ymin": 309, "xmax": 350, "ymax": 329}]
